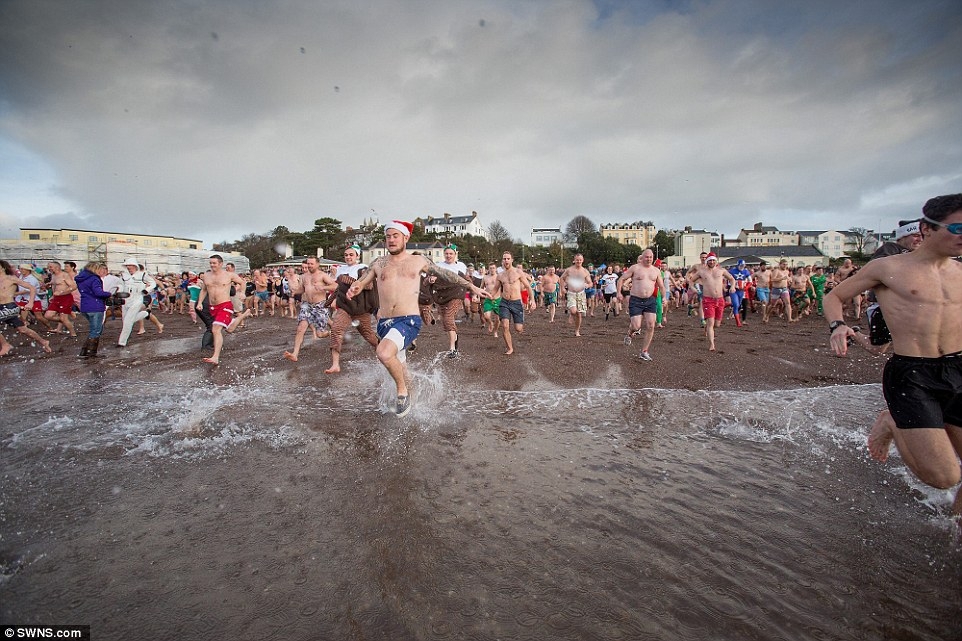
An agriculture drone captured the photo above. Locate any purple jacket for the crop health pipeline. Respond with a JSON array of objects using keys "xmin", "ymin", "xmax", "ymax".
[{"xmin": 75, "ymin": 269, "xmax": 112, "ymax": 313}]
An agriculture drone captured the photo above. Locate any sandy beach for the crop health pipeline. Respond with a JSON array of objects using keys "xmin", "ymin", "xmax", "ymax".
[
  {"xmin": 1, "ymin": 302, "xmax": 885, "ymax": 391},
  {"xmin": 3, "ymin": 304, "xmax": 959, "ymax": 641}
]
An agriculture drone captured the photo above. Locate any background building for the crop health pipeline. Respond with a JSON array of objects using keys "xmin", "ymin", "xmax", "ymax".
[
  {"xmin": 2, "ymin": 227, "xmax": 249, "ymax": 273},
  {"xmin": 670, "ymin": 227, "xmax": 721, "ymax": 268},
  {"xmin": 416, "ymin": 212, "xmax": 485, "ymax": 239},
  {"xmin": 600, "ymin": 222, "xmax": 657, "ymax": 248},
  {"xmin": 363, "ymin": 241, "xmax": 444, "ymax": 266},
  {"xmin": 530, "ymin": 228, "xmax": 566, "ymax": 247},
  {"xmin": 735, "ymin": 223, "xmax": 799, "ymax": 248}
]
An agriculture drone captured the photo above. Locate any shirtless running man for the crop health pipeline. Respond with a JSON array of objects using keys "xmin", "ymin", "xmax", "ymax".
[
  {"xmin": 540, "ymin": 266, "xmax": 561, "ymax": 323},
  {"xmin": 560, "ymin": 254, "xmax": 593, "ymax": 337},
  {"xmin": 487, "ymin": 252, "xmax": 535, "ymax": 355},
  {"xmin": 283, "ymin": 257, "xmax": 337, "ymax": 363},
  {"xmin": 835, "ymin": 258, "xmax": 862, "ymax": 321},
  {"xmin": 481, "ymin": 263, "xmax": 501, "ymax": 338},
  {"xmin": 827, "ymin": 193, "xmax": 962, "ymax": 515},
  {"xmin": 195, "ymin": 254, "xmax": 253, "ymax": 364},
  {"xmin": 44, "ymin": 260, "xmax": 77, "ymax": 336},
  {"xmin": 754, "ymin": 261, "xmax": 772, "ymax": 320},
  {"xmin": 252, "ymin": 269, "xmax": 270, "ymax": 317},
  {"xmin": 616, "ymin": 250, "xmax": 663, "ymax": 361},
  {"xmin": 347, "ymin": 220, "xmax": 488, "ymax": 416},
  {"xmin": 688, "ymin": 252, "xmax": 736, "ymax": 352},
  {"xmin": 765, "ymin": 259, "xmax": 794, "ymax": 323},
  {"xmin": 0, "ymin": 260, "xmax": 52, "ymax": 356}
]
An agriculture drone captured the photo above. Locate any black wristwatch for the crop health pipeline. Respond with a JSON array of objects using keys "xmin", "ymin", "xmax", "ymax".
[{"xmin": 829, "ymin": 320, "xmax": 847, "ymax": 333}]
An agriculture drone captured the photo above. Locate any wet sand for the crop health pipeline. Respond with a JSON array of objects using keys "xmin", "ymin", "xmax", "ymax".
[
  {"xmin": 4, "ymin": 305, "xmax": 960, "ymax": 641},
  {"xmin": 0, "ymin": 303, "xmax": 885, "ymax": 390}
]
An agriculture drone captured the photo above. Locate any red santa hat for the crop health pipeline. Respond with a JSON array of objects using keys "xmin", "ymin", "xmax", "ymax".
[
  {"xmin": 706, "ymin": 252, "xmax": 718, "ymax": 262},
  {"xmin": 384, "ymin": 220, "xmax": 413, "ymax": 237}
]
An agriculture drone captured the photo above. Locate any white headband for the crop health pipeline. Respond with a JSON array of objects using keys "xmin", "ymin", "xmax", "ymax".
[{"xmin": 895, "ymin": 220, "xmax": 920, "ymax": 239}]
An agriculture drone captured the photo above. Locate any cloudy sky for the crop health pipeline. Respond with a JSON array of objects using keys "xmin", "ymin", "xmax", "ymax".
[{"xmin": 1, "ymin": 0, "xmax": 960, "ymax": 249}]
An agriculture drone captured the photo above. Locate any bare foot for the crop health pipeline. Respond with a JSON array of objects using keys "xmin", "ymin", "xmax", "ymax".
[
  {"xmin": 868, "ymin": 411, "xmax": 895, "ymax": 462},
  {"xmin": 0, "ymin": 343, "xmax": 12, "ymax": 357},
  {"xmin": 40, "ymin": 340, "xmax": 52, "ymax": 353},
  {"xmin": 574, "ymin": 332, "xmax": 581, "ymax": 337},
  {"xmin": 137, "ymin": 329, "xmax": 146, "ymax": 335},
  {"xmin": 157, "ymin": 323, "xmax": 164, "ymax": 334},
  {"xmin": 324, "ymin": 365, "xmax": 340, "ymax": 374},
  {"xmin": 504, "ymin": 349, "xmax": 513, "ymax": 355},
  {"xmin": 283, "ymin": 351, "xmax": 298, "ymax": 362},
  {"xmin": 203, "ymin": 357, "xmax": 219, "ymax": 365}
]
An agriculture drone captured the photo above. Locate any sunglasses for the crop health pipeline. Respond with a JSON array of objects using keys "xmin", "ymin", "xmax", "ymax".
[{"xmin": 922, "ymin": 215, "xmax": 962, "ymax": 235}]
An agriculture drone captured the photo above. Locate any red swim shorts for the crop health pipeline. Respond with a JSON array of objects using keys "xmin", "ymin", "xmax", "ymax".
[
  {"xmin": 702, "ymin": 296, "xmax": 725, "ymax": 322},
  {"xmin": 211, "ymin": 301, "xmax": 235, "ymax": 327},
  {"xmin": 48, "ymin": 294, "xmax": 74, "ymax": 315},
  {"xmin": 17, "ymin": 299, "xmax": 44, "ymax": 313}
]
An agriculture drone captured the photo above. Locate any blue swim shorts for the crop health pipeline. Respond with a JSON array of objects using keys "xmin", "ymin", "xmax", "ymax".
[
  {"xmin": 377, "ymin": 315, "xmax": 422, "ymax": 362},
  {"xmin": 498, "ymin": 298, "xmax": 524, "ymax": 324},
  {"xmin": 628, "ymin": 295, "xmax": 657, "ymax": 317},
  {"xmin": 756, "ymin": 287, "xmax": 770, "ymax": 303}
]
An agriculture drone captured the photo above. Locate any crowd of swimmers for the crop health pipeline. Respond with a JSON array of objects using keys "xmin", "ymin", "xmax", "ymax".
[{"xmin": 1, "ymin": 194, "xmax": 960, "ymax": 516}]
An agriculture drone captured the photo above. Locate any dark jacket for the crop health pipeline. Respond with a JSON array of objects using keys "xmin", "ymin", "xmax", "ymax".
[
  {"xmin": 75, "ymin": 269, "xmax": 112, "ymax": 313},
  {"xmin": 334, "ymin": 269, "xmax": 378, "ymax": 316}
]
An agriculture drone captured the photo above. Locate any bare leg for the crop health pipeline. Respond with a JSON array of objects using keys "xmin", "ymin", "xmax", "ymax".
[
  {"xmin": 869, "ymin": 411, "xmax": 962, "ymax": 514},
  {"xmin": 640, "ymin": 314, "xmax": 656, "ymax": 353},
  {"xmin": 148, "ymin": 313, "xmax": 164, "ymax": 334},
  {"xmin": 284, "ymin": 320, "xmax": 309, "ymax": 362},
  {"xmin": 706, "ymin": 318, "xmax": 716, "ymax": 351},
  {"xmin": 58, "ymin": 313, "xmax": 76, "ymax": 336},
  {"xmin": 0, "ymin": 334, "xmax": 12, "ymax": 356},
  {"xmin": 205, "ymin": 325, "xmax": 224, "ymax": 364},
  {"xmin": 570, "ymin": 310, "xmax": 583, "ymax": 337},
  {"xmin": 226, "ymin": 308, "xmax": 252, "ymax": 332},
  {"xmin": 325, "ymin": 349, "xmax": 342, "ymax": 374},
  {"xmin": 377, "ymin": 340, "xmax": 408, "ymax": 397},
  {"xmin": 501, "ymin": 318, "xmax": 513, "ymax": 355}
]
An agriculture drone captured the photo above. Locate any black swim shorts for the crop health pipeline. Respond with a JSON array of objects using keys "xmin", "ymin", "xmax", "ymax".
[
  {"xmin": 882, "ymin": 353, "xmax": 962, "ymax": 429},
  {"xmin": 628, "ymin": 295, "xmax": 657, "ymax": 317}
]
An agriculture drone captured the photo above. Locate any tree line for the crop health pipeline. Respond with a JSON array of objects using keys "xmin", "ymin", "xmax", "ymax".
[{"xmin": 213, "ymin": 215, "xmax": 677, "ymax": 270}]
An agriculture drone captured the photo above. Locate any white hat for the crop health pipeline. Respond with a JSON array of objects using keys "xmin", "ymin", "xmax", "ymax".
[
  {"xmin": 895, "ymin": 220, "xmax": 920, "ymax": 239},
  {"xmin": 122, "ymin": 258, "xmax": 139, "ymax": 267}
]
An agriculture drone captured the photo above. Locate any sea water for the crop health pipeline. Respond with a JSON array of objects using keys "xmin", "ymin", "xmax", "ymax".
[{"xmin": 1, "ymin": 358, "xmax": 959, "ymax": 640}]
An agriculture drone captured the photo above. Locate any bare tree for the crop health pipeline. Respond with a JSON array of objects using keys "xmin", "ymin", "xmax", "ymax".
[
  {"xmin": 565, "ymin": 215, "xmax": 596, "ymax": 243},
  {"xmin": 847, "ymin": 226, "xmax": 871, "ymax": 256},
  {"xmin": 487, "ymin": 220, "xmax": 512, "ymax": 246}
]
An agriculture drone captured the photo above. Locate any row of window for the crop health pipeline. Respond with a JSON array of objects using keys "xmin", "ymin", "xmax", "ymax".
[{"xmin": 26, "ymin": 233, "xmax": 180, "ymax": 247}]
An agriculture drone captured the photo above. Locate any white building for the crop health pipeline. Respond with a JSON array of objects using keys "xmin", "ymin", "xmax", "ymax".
[
  {"xmin": 813, "ymin": 230, "xmax": 878, "ymax": 259},
  {"xmin": 670, "ymin": 227, "xmax": 721, "ymax": 268},
  {"xmin": 363, "ymin": 241, "xmax": 444, "ymax": 266},
  {"xmin": 530, "ymin": 228, "xmax": 566, "ymax": 247},
  {"xmin": 417, "ymin": 212, "xmax": 485, "ymax": 238},
  {"xmin": 736, "ymin": 222, "xmax": 799, "ymax": 248}
]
